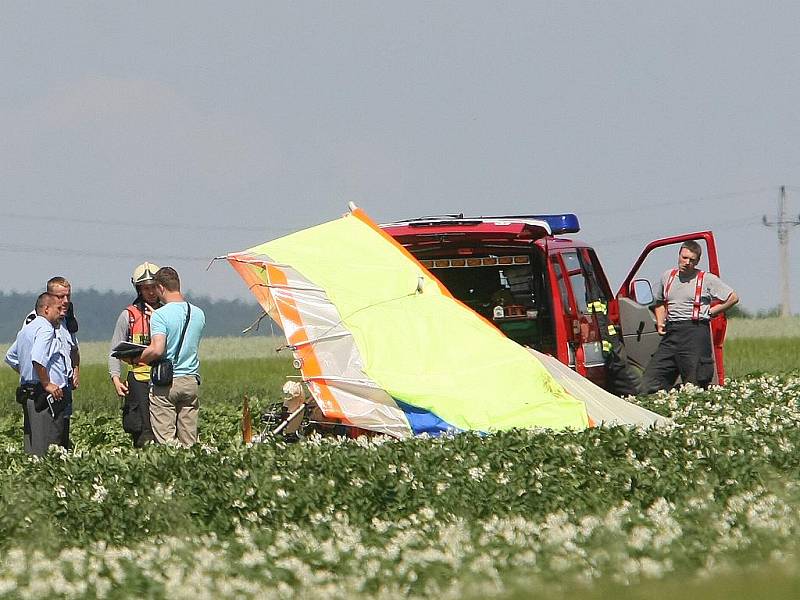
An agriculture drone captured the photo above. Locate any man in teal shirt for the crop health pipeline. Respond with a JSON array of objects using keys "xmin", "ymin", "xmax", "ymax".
[{"xmin": 139, "ymin": 267, "xmax": 205, "ymax": 446}]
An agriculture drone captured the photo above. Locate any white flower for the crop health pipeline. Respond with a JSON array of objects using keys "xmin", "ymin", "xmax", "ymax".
[{"xmin": 91, "ymin": 484, "xmax": 108, "ymax": 503}]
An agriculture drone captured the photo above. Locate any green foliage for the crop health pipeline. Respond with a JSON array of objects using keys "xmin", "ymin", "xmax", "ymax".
[
  {"xmin": 1, "ymin": 369, "xmax": 800, "ymax": 596},
  {"xmin": 724, "ymin": 337, "xmax": 800, "ymax": 378},
  {"xmin": 1, "ymin": 343, "xmax": 800, "ymax": 597}
]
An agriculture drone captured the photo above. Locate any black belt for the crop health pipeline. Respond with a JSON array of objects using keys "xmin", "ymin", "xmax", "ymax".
[{"xmin": 666, "ymin": 319, "xmax": 710, "ymax": 329}]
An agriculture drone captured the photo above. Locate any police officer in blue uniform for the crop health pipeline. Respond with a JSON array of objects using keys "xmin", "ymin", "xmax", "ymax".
[
  {"xmin": 23, "ymin": 276, "xmax": 79, "ymax": 448},
  {"xmin": 5, "ymin": 293, "xmax": 72, "ymax": 455}
]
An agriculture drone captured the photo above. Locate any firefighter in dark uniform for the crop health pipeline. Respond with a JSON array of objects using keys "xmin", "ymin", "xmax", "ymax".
[
  {"xmin": 581, "ymin": 257, "xmax": 641, "ymax": 397},
  {"xmin": 640, "ymin": 241, "xmax": 738, "ymax": 394},
  {"xmin": 108, "ymin": 262, "xmax": 162, "ymax": 447}
]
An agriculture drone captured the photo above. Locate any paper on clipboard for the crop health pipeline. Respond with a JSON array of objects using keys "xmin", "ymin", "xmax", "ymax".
[{"xmin": 111, "ymin": 341, "xmax": 148, "ymax": 359}]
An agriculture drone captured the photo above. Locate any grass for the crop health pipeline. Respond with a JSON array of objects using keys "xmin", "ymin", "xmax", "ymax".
[
  {"xmin": 0, "ymin": 356, "xmax": 294, "ymax": 417},
  {"xmin": 1, "ymin": 333, "xmax": 797, "ymax": 416},
  {"xmin": 500, "ymin": 561, "xmax": 800, "ymax": 600},
  {"xmin": 0, "ymin": 335, "xmax": 291, "ymax": 417},
  {"xmin": 725, "ymin": 315, "xmax": 800, "ymax": 339},
  {"xmin": 723, "ymin": 337, "xmax": 800, "ymax": 379}
]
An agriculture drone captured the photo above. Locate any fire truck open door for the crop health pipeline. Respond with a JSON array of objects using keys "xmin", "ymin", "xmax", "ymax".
[{"xmin": 616, "ymin": 231, "xmax": 727, "ymax": 386}]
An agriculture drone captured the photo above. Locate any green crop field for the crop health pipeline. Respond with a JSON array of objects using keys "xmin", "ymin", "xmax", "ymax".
[{"xmin": 0, "ymin": 333, "xmax": 799, "ymax": 598}]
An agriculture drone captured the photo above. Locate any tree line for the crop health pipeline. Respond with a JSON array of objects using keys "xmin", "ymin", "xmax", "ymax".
[{"xmin": 0, "ymin": 290, "xmax": 278, "ymax": 343}]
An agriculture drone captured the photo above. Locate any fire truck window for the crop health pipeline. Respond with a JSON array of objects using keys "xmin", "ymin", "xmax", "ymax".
[
  {"xmin": 561, "ymin": 251, "xmax": 588, "ymax": 314},
  {"xmin": 579, "ymin": 249, "xmax": 608, "ymax": 302},
  {"xmin": 551, "ymin": 257, "xmax": 571, "ymax": 315}
]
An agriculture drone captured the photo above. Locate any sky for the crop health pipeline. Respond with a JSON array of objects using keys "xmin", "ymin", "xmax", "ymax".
[{"xmin": 1, "ymin": 2, "xmax": 799, "ymax": 313}]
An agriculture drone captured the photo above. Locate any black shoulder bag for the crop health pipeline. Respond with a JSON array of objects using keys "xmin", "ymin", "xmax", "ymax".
[{"xmin": 150, "ymin": 303, "xmax": 191, "ymax": 387}]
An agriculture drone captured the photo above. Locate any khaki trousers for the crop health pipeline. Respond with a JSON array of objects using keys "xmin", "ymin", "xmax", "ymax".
[{"xmin": 149, "ymin": 376, "xmax": 199, "ymax": 447}]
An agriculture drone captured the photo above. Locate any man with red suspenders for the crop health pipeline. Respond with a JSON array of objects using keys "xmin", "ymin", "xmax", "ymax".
[{"xmin": 640, "ymin": 240, "xmax": 739, "ymax": 394}]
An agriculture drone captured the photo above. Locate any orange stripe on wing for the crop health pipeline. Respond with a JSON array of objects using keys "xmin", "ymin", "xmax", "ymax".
[
  {"xmin": 227, "ymin": 259, "xmax": 277, "ymax": 322},
  {"xmin": 264, "ymin": 264, "xmax": 346, "ymax": 421}
]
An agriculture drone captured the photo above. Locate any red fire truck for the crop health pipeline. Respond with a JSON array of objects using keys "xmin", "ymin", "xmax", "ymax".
[{"xmin": 381, "ymin": 214, "xmax": 728, "ymax": 391}]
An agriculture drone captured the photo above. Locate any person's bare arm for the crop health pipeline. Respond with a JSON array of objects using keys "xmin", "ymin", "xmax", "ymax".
[
  {"xmin": 138, "ymin": 334, "xmax": 166, "ymax": 365},
  {"xmin": 654, "ymin": 303, "xmax": 667, "ymax": 335},
  {"xmin": 710, "ymin": 291, "xmax": 739, "ymax": 317}
]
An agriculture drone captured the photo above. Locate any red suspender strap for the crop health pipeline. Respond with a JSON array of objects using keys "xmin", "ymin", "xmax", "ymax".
[
  {"xmin": 692, "ymin": 271, "xmax": 705, "ymax": 321},
  {"xmin": 664, "ymin": 268, "xmax": 678, "ymax": 319}
]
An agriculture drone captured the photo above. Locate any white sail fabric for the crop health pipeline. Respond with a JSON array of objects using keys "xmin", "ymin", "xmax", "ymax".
[{"xmin": 528, "ymin": 349, "xmax": 671, "ymax": 428}]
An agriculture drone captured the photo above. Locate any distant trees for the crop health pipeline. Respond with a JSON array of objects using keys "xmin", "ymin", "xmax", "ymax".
[
  {"xmin": 0, "ymin": 290, "xmax": 277, "ymax": 343},
  {"xmin": 726, "ymin": 305, "xmax": 786, "ymax": 319}
]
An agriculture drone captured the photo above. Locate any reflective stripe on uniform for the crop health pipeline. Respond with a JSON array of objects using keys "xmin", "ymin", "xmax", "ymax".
[{"xmin": 586, "ymin": 301, "xmax": 607, "ymax": 315}]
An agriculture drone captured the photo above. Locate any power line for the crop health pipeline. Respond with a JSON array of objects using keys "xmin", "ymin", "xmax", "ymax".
[
  {"xmin": 0, "ymin": 212, "xmax": 301, "ymax": 234},
  {"xmin": 0, "ymin": 242, "xmax": 209, "ymax": 262},
  {"xmin": 589, "ymin": 214, "xmax": 761, "ymax": 247},
  {"xmin": 576, "ymin": 187, "xmax": 775, "ymax": 217}
]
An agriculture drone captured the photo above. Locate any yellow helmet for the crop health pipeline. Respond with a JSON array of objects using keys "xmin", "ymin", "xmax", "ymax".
[{"xmin": 131, "ymin": 262, "xmax": 160, "ymax": 287}]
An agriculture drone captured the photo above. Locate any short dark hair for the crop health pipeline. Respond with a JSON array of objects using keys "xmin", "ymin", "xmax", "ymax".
[
  {"xmin": 680, "ymin": 240, "xmax": 702, "ymax": 260},
  {"xmin": 154, "ymin": 267, "xmax": 181, "ymax": 292},
  {"xmin": 46, "ymin": 277, "xmax": 70, "ymax": 292},
  {"xmin": 35, "ymin": 292, "xmax": 56, "ymax": 314}
]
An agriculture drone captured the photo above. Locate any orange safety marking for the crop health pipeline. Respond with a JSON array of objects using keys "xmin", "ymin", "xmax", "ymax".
[
  {"xmin": 264, "ymin": 263, "xmax": 347, "ymax": 421},
  {"xmin": 227, "ymin": 260, "xmax": 273, "ymax": 315}
]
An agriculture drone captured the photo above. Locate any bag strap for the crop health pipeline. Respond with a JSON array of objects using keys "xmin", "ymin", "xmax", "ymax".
[{"xmin": 173, "ymin": 303, "xmax": 192, "ymax": 363}]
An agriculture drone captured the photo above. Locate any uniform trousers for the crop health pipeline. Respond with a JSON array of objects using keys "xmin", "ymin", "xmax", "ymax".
[
  {"xmin": 123, "ymin": 372, "xmax": 156, "ymax": 448},
  {"xmin": 22, "ymin": 388, "xmax": 70, "ymax": 456},
  {"xmin": 149, "ymin": 375, "xmax": 199, "ymax": 447},
  {"xmin": 640, "ymin": 320, "xmax": 716, "ymax": 394}
]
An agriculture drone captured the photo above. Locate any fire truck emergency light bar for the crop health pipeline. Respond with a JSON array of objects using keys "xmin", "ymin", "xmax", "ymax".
[
  {"xmin": 385, "ymin": 213, "xmax": 580, "ymax": 235},
  {"xmin": 420, "ymin": 255, "xmax": 531, "ymax": 269},
  {"xmin": 481, "ymin": 213, "xmax": 580, "ymax": 235}
]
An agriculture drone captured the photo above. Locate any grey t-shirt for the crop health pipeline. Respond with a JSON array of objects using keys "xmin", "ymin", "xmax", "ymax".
[{"xmin": 654, "ymin": 269, "xmax": 734, "ymax": 322}]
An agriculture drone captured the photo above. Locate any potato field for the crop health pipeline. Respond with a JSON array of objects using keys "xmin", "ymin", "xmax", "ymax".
[{"xmin": 1, "ymin": 334, "xmax": 800, "ymax": 599}]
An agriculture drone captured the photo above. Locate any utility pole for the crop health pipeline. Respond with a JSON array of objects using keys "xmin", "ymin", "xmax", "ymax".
[{"xmin": 762, "ymin": 186, "xmax": 800, "ymax": 317}]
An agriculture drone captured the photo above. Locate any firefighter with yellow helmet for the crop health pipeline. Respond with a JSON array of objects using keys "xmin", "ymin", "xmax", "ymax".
[{"xmin": 108, "ymin": 262, "xmax": 162, "ymax": 447}]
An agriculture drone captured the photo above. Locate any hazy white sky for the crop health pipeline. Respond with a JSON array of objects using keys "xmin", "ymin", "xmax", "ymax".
[{"xmin": 1, "ymin": 2, "xmax": 799, "ymax": 312}]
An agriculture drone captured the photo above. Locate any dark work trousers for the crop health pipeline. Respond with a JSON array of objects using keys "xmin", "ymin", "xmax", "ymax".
[
  {"xmin": 604, "ymin": 336, "xmax": 642, "ymax": 397},
  {"xmin": 22, "ymin": 388, "xmax": 69, "ymax": 456},
  {"xmin": 125, "ymin": 372, "xmax": 155, "ymax": 448},
  {"xmin": 640, "ymin": 320, "xmax": 716, "ymax": 394}
]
